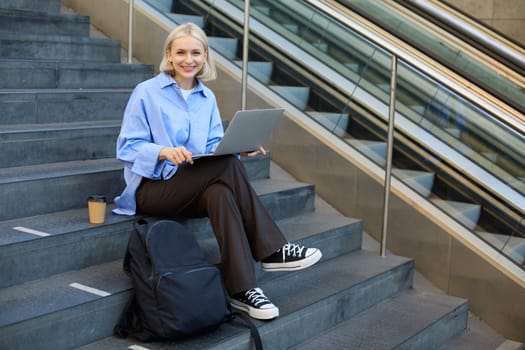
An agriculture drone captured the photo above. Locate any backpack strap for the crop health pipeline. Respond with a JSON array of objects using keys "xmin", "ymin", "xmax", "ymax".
[
  {"xmin": 123, "ymin": 218, "xmax": 150, "ymax": 275},
  {"xmin": 133, "ymin": 218, "xmax": 150, "ymax": 234},
  {"xmin": 113, "ymin": 292, "xmax": 156, "ymax": 342},
  {"xmin": 232, "ymin": 311, "xmax": 264, "ymax": 350}
]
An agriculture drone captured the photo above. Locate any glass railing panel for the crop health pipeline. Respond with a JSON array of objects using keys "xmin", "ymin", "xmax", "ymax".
[
  {"xmin": 228, "ymin": 0, "xmax": 390, "ymax": 143},
  {"xmin": 394, "ymin": 62, "xmax": 525, "ymax": 266},
  {"xmin": 337, "ymin": 0, "xmax": 525, "ymax": 113},
  {"xmin": 233, "ymin": 0, "xmax": 395, "ymax": 114},
  {"xmin": 395, "ymin": 61, "xmax": 525, "ymax": 197},
  {"xmin": 242, "ymin": 0, "xmax": 378, "ymax": 82}
]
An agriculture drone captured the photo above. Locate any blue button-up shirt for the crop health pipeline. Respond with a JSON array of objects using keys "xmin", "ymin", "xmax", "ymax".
[{"xmin": 113, "ymin": 72, "xmax": 224, "ymax": 215}]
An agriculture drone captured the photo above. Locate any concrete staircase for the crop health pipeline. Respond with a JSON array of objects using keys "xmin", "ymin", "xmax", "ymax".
[{"xmin": 0, "ymin": 0, "xmax": 473, "ymax": 349}]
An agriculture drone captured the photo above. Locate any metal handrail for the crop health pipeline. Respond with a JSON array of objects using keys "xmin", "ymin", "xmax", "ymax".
[
  {"xmin": 381, "ymin": 55, "xmax": 398, "ymax": 257},
  {"xmin": 241, "ymin": 0, "xmax": 250, "ymax": 109},
  {"xmin": 407, "ymin": 0, "xmax": 525, "ymax": 70},
  {"xmin": 128, "ymin": 0, "xmax": 134, "ymax": 64}
]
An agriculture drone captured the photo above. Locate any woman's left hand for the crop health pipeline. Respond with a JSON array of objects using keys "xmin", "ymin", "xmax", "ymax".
[{"xmin": 240, "ymin": 146, "xmax": 266, "ymax": 157}]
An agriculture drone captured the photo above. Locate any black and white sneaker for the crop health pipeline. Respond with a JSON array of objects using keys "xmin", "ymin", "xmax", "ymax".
[
  {"xmin": 262, "ymin": 242, "xmax": 322, "ymax": 272},
  {"xmin": 230, "ymin": 287, "xmax": 279, "ymax": 320}
]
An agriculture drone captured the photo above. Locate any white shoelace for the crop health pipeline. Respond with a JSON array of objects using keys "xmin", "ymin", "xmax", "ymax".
[
  {"xmin": 246, "ymin": 288, "xmax": 271, "ymax": 307},
  {"xmin": 282, "ymin": 242, "xmax": 305, "ymax": 258}
]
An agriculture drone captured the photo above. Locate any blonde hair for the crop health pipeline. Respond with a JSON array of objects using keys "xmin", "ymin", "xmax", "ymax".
[{"xmin": 159, "ymin": 23, "xmax": 217, "ymax": 81}]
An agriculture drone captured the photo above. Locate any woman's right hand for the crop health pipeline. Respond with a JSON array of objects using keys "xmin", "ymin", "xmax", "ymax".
[{"xmin": 159, "ymin": 146, "xmax": 194, "ymax": 165}]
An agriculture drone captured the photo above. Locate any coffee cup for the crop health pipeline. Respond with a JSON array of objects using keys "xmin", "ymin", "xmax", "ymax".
[{"xmin": 88, "ymin": 195, "xmax": 107, "ymax": 224}]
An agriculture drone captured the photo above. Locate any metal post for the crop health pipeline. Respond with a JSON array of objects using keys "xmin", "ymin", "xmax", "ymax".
[
  {"xmin": 380, "ymin": 55, "xmax": 398, "ymax": 257},
  {"xmin": 241, "ymin": 0, "xmax": 250, "ymax": 110},
  {"xmin": 128, "ymin": 0, "xmax": 134, "ymax": 64}
]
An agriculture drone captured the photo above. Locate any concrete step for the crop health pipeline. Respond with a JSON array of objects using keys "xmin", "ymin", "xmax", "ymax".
[
  {"xmin": 431, "ymin": 199, "xmax": 481, "ymax": 230},
  {"xmin": 446, "ymin": 127, "xmax": 462, "ymax": 139},
  {"xmin": 0, "ymin": 207, "xmax": 135, "ymax": 288},
  {"xmin": 0, "ymin": 60, "xmax": 154, "ymax": 89},
  {"xmin": 234, "ymin": 60, "xmax": 274, "ymax": 85},
  {"xmin": 0, "ymin": 121, "xmax": 121, "ymax": 167},
  {"xmin": 309, "ymin": 111, "xmax": 350, "ymax": 137},
  {"xmin": 347, "ymin": 139, "xmax": 387, "ymax": 167},
  {"xmin": 0, "ymin": 89, "xmax": 132, "ymax": 125},
  {"xmin": 291, "ymin": 289, "xmax": 468, "ymax": 350},
  {"xmin": 209, "ymin": 36, "xmax": 239, "ymax": 60},
  {"xmin": 0, "ymin": 250, "xmax": 414, "ymax": 349},
  {"xmin": 0, "ymin": 32, "xmax": 121, "ymax": 62},
  {"xmin": 313, "ymin": 41, "xmax": 329, "ymax": 52},
  {"xmin": 238, "ymin": 153, "xmax": 272, "ymax": 181},
  {"xmin": 0, "ymin": 154, "xmax": 277, "ymax": 286},
  {"xmin": 394, "ymin": 168, "xmax": 435, "ymax": 198},
  {"xmin": 0, "ymin": 158, "xmax": 123, "ymax": 221},
  {"xmin": 283, "ymin": 23, "xmax": 300, "ymax": 33},
  {"xmin": 270, "ymin": 85, "xmax": 310, "ymax": 110},
  {"xmin": 345, "ymin": 62, "xmax": 361, "ymax": 73},
  {"xmin": 442, "ymin": 313, "xmax": 518, "ymax": 350},
  {"xmin": 0, "ymin": 0, "xmax": 60, "ymax": 14},
  {"xmin": 0, "ymin": 198, "xmax": 360, "ymax": 288},
  {"xmin": 253, "ymin": 5, "xmax": 271, "ymax": 16},
  {"xmin": 144, "ymin": 0, "xmax": 173, "ymax": 14},
  {"xmin": 0, "ymin": 8, "xmax": 89, "ymax": 36},
  {"xmin": 409, "ymin": 104, "xmax": 426, "ymax": 115},
  {"xmin": 0, "ymin": 157, "xmax": 314, "ymax": 222},
  {"xmin": 166, "ymin": 13, "xmax": 204, "ymax": 27}
]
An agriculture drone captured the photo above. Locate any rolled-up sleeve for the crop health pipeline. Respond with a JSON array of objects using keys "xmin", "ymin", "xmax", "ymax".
[{"xmin": 116, "ymin": 85, "xmax": 165, "ymax": 179}]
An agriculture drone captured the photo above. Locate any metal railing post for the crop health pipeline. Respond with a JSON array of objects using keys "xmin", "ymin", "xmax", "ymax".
[
  {"xmin": 128, "ymin": 0, "xmax": 134, "ymax": 64},
  {"xmin": 380, "ymin": 54, "xmax": 398, "ymax": 257},
  {"xmin": 241, "ymin": 0, "xmax": 250, "ymax": 110}
]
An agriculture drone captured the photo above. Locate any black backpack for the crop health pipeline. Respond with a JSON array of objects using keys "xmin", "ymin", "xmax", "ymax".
[{"xmin": 114, "ymin": 219, "xmax": 262, "ymax": 348}]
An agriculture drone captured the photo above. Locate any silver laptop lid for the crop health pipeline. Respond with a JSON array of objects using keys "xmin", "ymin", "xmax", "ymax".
[{"xmin": 194, "ymin": 108, "xmax": 284, "ymax": 158}]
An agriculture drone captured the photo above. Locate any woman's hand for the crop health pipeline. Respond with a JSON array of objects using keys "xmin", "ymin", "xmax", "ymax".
[
  {"xmin": 240, "ymin": 146, "xmax": 266, "ymax": 157},
  {"xmin": 159, "ymin": 146, "xmax": 194, "ymax": 165}
]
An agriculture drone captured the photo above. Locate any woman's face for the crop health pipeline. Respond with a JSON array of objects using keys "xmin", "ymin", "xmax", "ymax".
[{"xmin": 166, "ymin": 35, "xmax": 207, "ymax": 88}]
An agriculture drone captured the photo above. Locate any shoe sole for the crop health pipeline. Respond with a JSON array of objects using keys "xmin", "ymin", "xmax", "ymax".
[
  {"xmin": 230, "ymin": 299, "xmax": 279, "ymax": 320},
  {"xmin": 261, "ymin": 249, "xmax": 322, "ymax": 272}
]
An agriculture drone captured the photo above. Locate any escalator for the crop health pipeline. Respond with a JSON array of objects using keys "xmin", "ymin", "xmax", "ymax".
[
  {"xmin": 335, "ymin": 0, "xmax": 525, "ymax": 115},
  {"xmin": 393, "ymin": 0, "xmax": 525, "ymax": 78},
  {"xmin": 149, "ymin": 0, "xmax": 524, "ymax": 267}
]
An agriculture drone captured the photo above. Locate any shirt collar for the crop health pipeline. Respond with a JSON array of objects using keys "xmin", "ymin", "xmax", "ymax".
[{"xmin": 158, "ymin": 72, "xmax": 207, "ymax": 96}]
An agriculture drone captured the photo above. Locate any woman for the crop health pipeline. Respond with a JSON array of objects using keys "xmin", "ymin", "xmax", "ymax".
[{"xmin": 113, "ymin": 23, "xmax": 322, "ymax": 320}]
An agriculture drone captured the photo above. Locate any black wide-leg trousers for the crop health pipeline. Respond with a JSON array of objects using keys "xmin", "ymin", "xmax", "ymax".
[{"xmin": 135, "ymin": 155, "xmax": 287, "ymax": 295}]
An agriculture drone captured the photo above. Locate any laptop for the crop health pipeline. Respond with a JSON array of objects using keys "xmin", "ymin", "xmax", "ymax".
[{"xmin": 193, "ymin": 108, "xmax": 284, "ymax": 158}]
